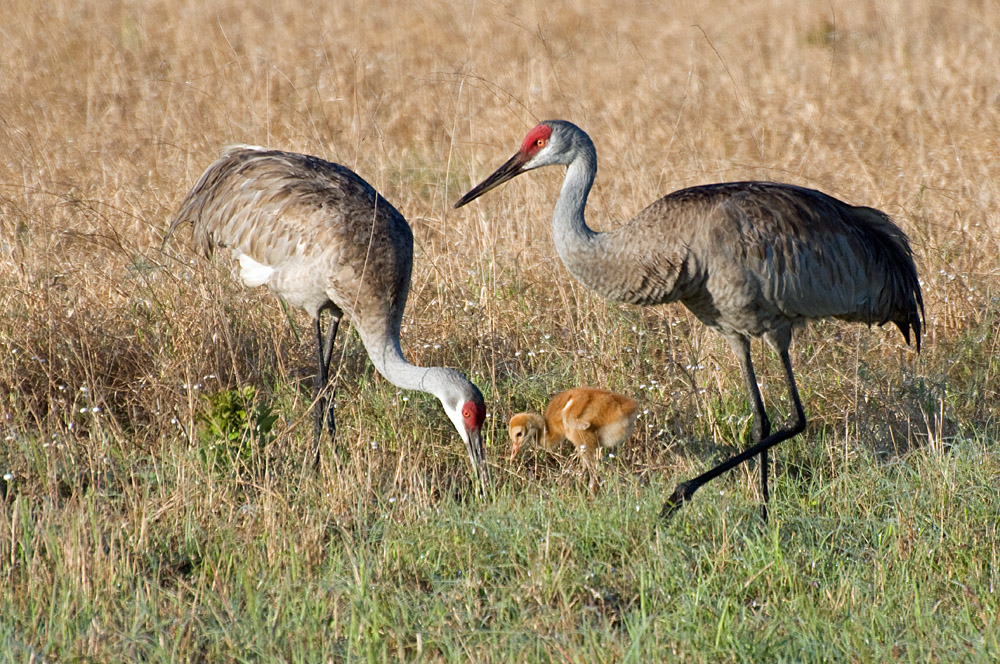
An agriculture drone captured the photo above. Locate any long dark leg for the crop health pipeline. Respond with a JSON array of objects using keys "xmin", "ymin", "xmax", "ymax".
[
  {"xmin": 726, "ymin": 335, "xmax": 773, "ymax": 519},
  {"xmin": 661, "ymin": 337, "xmax": 805, "ymax": 521},
  {"xmin": 312, "ymin": 310, "xmax": 342, "ymax": 469}
]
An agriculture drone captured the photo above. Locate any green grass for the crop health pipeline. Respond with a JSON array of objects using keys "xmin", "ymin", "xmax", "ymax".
[{"xmin": 3, "ymin": 432, "xmax": 998, "ymax": 662}]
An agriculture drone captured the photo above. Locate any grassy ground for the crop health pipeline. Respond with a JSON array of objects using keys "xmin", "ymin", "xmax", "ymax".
[{"xmin": 1, "ymin": 0, "xmax": 999, "ymax": 660}]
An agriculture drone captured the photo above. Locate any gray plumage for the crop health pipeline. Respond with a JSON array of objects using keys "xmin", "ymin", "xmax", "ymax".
[
  {"xmin": 166, "ymin": 146, "xmax": 488, "ymax": 489},
  {"xmin": 455, "ymin": 120, "xmax": 923, "ymax": 519}
]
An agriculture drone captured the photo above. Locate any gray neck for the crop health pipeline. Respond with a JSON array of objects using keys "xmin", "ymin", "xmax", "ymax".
[
  {"xmin": 551, "ymin": 144, "xmax": 600, "ymax": 265},
  {"xmin": 548, "ymin": 132, "xmax": 694, "ymax": 307},
  {"xmin": 360, "ymin": 331, "xmax": 437, "ymax": 396}
]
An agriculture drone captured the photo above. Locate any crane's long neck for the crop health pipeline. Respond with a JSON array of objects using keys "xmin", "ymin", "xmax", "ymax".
[
  {"xmin": 550, "ymin": 140, "xmax": 646, "ymax": 301},
  {"xmin": 551, "ymin": 145, "xmax": 600, "ymax": 266},
  {"xmin": 548, "ymin": 132, "xmax": 697, "ymax": 307},
  {"xmin": 360, "ymin": 329, "xmax": 437, "ymax": 396}
]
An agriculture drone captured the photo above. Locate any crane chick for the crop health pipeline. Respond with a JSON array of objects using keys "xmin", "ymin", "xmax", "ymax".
[{"xmin": 509, "ymin": 387, "xmax": 637, "ymax": 494}]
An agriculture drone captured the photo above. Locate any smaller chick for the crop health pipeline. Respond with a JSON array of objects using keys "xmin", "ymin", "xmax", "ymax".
[{"xmin": 509, "ymin": 387, "xmax": 638, "ymax": 494}]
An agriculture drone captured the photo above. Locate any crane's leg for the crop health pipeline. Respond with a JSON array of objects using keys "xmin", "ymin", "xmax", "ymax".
[
  {"xmin": 721, "ymin": 335, "xmax": 772, "ymax": 517},
  {"xmin": 661, "ymin": 336, "xmax": 805, "ymax": 521},
  {"xmin": 312, "ymin": 310, "xmax": 342, "ymax": 469}
]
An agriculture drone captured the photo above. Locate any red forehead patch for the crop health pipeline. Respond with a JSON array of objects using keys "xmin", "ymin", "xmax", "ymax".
[
  {"xmin": 520, "ymin": 123, "xmax": 553, "ymax": 155},
  {"xmin": 463, "ymin": 400, "xmax": 487, "ymax": 429}
]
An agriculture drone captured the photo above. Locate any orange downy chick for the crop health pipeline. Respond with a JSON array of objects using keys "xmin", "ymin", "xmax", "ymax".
[{"xmin": 509, "ymin": 387, "xmax": 638, "ymax": 494}]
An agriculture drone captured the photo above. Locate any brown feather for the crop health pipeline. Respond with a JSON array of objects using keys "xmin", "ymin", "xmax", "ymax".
[{"xmin": 509, "ymin": 387, "xmax": 637, "ymax": 494}]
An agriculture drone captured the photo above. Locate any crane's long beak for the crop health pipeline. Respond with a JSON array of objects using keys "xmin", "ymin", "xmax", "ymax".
[
  {"xmin": 454, "ymin": 151, "xmax": 530, "ymax": 208},
  {"xmin": 466, "ymin": 428, "xmax": 491, "ymax": 495}
]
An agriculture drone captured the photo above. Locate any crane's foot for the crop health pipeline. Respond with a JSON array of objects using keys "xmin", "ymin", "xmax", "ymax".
[{"xmin": 659, "ymin": 480, "xmax": 697, "ymax": 520}]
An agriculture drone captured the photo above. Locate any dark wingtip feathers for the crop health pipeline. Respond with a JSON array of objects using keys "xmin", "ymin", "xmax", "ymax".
[
  {"xmin": 891, "ymin": 296, "xmax": 923, "ymax": 354},
  {"xmin": 898, "ymin": 280, "xmax": 925, "ymax": 354},
  {"xmin": 896, "ymin": 306, "xmax": 923, "ymax": 354},
  {"xmin": 854, "ymin": 205, "xmax": 924, "ymax": 355}
]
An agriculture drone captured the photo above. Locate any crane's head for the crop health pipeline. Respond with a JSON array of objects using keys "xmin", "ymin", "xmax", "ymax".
[
  {"xmin": 435, "ymin": 370, "xmax": 490, "ymax": 493},
  {"xmin": 507, "ymin": 412, "xmax": 545, "ymax": 462},
  {"xmin": 454, "ymin": 120, "xmax": 590, "ymax": 208}
]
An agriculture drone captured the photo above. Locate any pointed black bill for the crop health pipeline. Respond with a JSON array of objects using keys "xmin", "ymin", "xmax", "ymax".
[
  {"xmin": 454, "ymin": 151, "xmax": 530, "ymax": 208},
  {"xmin": 466, "ymin": 428, "xmax": 490, "ymax": 496}
]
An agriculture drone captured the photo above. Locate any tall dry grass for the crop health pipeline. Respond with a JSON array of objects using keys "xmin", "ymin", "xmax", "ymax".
[
  {"xmin": 1, "ymin": 0, "xmax": 998, "ymax": 659},
  {"xmin": 2, "ymin": 0, "xmax": 995, "ymax": 468}
]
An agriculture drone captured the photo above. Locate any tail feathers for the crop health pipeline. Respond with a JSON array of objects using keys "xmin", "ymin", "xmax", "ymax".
[
  {"xmin": 853, "ymin": 205, "xmax": 924, "ymax": 354},
  {"xmin": 162, "ymin": 146, "xmax": 272, "ymax": 255},
  {"xmin": 161, "ymin": 208, "xmax": 189, "ymax": 252},
  {"xmin": 891, "ymin": 263, "xmax": 924, "ymax": 354},
  {"xmin": 893, "ymin": 303, "xmax": 924, "ymax": 353}
]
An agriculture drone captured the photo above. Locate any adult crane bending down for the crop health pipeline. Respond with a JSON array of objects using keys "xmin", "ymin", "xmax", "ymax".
[{"xmin": 166, "ymin": 146, "xmax": 489, "ymax": 491}]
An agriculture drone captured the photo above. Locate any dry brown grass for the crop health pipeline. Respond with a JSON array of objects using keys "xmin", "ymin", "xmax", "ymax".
[
  {"xmin": 3, "ymin": 0, "xmax": 996, "ymax": 462},
  {"xmin": 2, "ymin": 0, "xmax": 997, "ymax": 495},
  {"xmin": 1, "ymin": 0, "xmax": 999, "ymax": 658}
]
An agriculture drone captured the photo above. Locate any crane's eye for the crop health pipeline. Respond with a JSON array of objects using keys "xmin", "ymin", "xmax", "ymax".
[
  {"xmin": 462, "ymin": 407, "xmax": 471, "ymax": 418},
  {"xmin": 536, "ymin": 138, "xmax": 547, "ymax": 147}
]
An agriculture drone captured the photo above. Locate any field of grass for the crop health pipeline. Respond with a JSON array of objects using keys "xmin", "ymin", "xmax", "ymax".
[{"xmin": 2, "ymin": 0, "xmax": 999, "ymax": 660}]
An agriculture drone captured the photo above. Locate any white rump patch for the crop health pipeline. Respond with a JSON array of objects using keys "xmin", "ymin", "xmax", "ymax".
[{"xmin": 237, "ymin": 253, "xmax": 274, "ymax": 287}]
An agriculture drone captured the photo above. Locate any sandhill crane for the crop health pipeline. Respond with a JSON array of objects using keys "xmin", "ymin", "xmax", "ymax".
[
  {"xmin": 509, "ymin": 387, "xmax": 637, "ymax": 494},
  {"xmin": 455, "ymin": 120, "xmax": 923, "ymax": 519},
  {"xmin": 165, "ymin": 146, "xmax": 489, "ymax": 490}
]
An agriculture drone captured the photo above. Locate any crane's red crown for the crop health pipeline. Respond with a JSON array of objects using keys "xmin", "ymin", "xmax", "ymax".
[
  {"xmin": 462, "ymin": 400, "xmax": 487, "ymax": 430},
  {"xmin": 520, "ymin": 124, "xmax": 552, "ymax": 157}
]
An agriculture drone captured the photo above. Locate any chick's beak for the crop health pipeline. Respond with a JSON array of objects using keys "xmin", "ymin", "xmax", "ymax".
[
  {"xmin": 454, "ymin": 151, "xmax": 530, "ymax": 209},
  {"xmin": 509, "ymin": 440, "xmax": 522, "ymax": 463}
]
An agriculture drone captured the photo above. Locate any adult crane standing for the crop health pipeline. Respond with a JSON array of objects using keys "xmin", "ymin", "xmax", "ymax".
[
  {"xmin": 166, "ymin": 146, "xmax": 489, "ymax": 491},
  {"xmin": 454, "ymin": 120, "xmax": 922, "ymax": 519}
]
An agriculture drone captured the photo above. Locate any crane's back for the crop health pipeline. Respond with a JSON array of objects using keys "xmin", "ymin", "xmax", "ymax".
[
  {"xmin": 167, "ymin": 147, "xmax": 413, "ymax": 328},
  {"xmin": 610, "ymin": 182, "xmax": 923, "ymax": 348}
]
